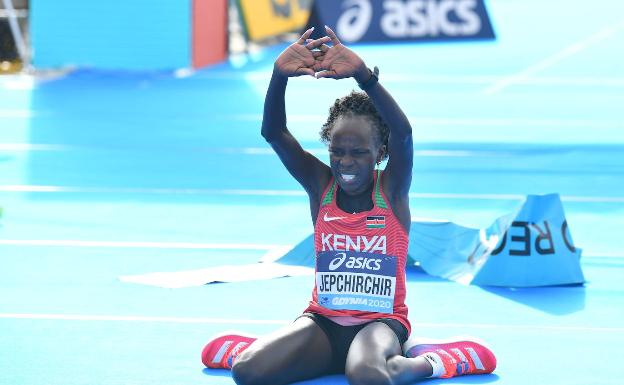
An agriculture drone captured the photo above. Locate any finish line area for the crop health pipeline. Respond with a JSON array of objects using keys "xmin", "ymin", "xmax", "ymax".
[{"xmin": 1, "ymin": 1, "xmax": 623, "ymax": 384}]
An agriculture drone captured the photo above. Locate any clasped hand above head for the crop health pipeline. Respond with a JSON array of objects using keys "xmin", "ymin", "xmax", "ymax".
[{"xmin": 274, "ymin": 26, "xmax": 371, "ymax": 83}]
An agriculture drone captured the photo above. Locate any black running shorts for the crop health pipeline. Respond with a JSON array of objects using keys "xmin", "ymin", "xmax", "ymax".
[{"xmin": 298, "ymin": 312, "xmax": 408, "ymax": 373}]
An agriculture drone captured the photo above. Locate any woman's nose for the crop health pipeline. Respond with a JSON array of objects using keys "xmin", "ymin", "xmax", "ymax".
[{"xmin": 340, "ymin": 154, "xmax": 355, "ymax": 166}]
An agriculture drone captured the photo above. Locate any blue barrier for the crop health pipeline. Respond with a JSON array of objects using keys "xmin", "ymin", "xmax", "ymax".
[{"xmin": 277, "ymin": 194, "xmax": 584, "ymax": 287}]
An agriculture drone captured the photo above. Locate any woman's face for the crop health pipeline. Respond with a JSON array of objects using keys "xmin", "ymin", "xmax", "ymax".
[{"xmin": 328, "ymin": 115, "xmax": 383, "ymax": 195}]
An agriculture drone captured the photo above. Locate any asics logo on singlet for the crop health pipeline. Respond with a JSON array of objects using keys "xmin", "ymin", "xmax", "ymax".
[
  {"xmin": 328, "ymin": 252, "xmax": 347, "ymax": 270},
  {"xmin": 328, "ymin": 252, "xmax": 383, "ymax": 271},
  {"xmin": 321, "ymin": 233, "xmax": 387, "ymax": 254}
]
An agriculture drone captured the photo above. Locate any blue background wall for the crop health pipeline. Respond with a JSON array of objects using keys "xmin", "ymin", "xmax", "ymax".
[{"xmin": 30, "ymin": 0, "xmax": 191, "ymax": 70}]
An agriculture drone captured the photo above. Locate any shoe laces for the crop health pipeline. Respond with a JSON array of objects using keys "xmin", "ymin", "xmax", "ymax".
[
  {"xmin": 225, "ymin": 342, "xmax": 249, "ymax": 368},
  {"xmin": 437, "ymin": 348, "xmax": 472, "ymax": 376}
]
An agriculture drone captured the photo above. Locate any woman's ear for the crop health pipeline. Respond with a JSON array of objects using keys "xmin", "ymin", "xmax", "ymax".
[{"xmin": 377, "ymin": 145, "xmax": 387, "ymax": 163}]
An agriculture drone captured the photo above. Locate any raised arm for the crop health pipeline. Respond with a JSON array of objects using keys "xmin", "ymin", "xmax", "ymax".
[
  {"xmin": 315, "ymin": 27, "xmax": 413, "ymax": 201},
  {"xmin": 261, "ymin": 28, "xmax": 332, "ymax": 198}
]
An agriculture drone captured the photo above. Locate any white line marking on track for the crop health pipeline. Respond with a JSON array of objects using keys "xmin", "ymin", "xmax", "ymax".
[
  {"xmin": 0, "ymin": 109, "xmax": 34, "ymax": 118},
  {"xmin": 1, "ymin": 185, "xmax": 622, "ymax": 203},
  {"xmin": 1, "ymin": 313, "xmax": 622, "ymax": 332},
  {"xmin": 2, "ymin": 112, "xmax": 621, "ymax": 129},
  {"xmin": 0, "ymin": 313, "xmax": 290, "ymax": 325},
  {"xmin": 0, "ymin": 185, "xmax": 310, "ymax": 195},
  {"xmin": 381, "ymin": 75, "xmax": 624, "ymax": 87},
  {"xmin": 584, "ymin": 252, "xmax": 624, "ymax": 259},
  {"xmin": 193, "ymin": 71, "xmax": 624, "ymax": 87},
  {"xmin": 410, "ymin": 193, "xmax": 624, "ymax": 203},
  {"xmin": 0, "ymin": 143, "xmax": 72, "ymax": 151},
  {"xmin": 0, "ymin": 240, "xmax": 289, "ymax": 250},
  {"xmin": 0, "ymin": 239, "xmax": 619, "ymax": 259},
  {"xmin": 233, "ymin": 115, "xmax": 624, "ymax": 130},
  {"xmin": 484, "ymin": 21, "xmax": 624, "ymax": 94},
  {"xmin": 0, "ymin": 144, "xmax": 510, "ymax": 158},
  {"xmin": 411, "ymin": 118, "xmax": 623, "ymax": 129}
]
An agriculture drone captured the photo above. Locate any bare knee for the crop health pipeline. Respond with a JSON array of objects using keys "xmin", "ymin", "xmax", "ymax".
[
  {"xmin": 231, "ymin": 350, "xmax": 268, "ymax": 385},
  {"xmin": 346, "ymin": 363, "xmax": 393, "ymax": 385},
  {"xmin": 386, "ymin": 356, "xmax": 404, "ymax": 379},
  {"xmin": 230, "ymin": 355, "xmax": 254, "ymax": 385}
]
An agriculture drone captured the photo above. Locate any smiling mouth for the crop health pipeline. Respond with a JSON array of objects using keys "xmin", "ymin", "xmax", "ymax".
[{"xmin": 340, "ymin": 174, "xmax": 356, "ymax": 182}]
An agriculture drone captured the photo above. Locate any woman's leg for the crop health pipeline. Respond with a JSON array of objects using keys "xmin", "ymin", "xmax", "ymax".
[
  {"xmin": 345, "ymin": 322, "xmax": 433, "ymax": 385},
  {"xmin": 232, "ymin": 316, "xmax": 334, "ymax": 385}
]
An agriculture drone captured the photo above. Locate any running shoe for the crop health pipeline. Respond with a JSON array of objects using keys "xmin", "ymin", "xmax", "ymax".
[
  {"xmin": 201, "ymin": 332, "xmax": 257, "ymax": 369},
  {"xmin": 404, "ymin": 336, "xmax": 496, "ymax": 378}
]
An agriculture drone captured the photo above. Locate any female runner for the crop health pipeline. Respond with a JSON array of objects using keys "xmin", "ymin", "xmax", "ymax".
[{"xmin": 201, "ymin": 26, "xmax": 496, "ymax": 385}]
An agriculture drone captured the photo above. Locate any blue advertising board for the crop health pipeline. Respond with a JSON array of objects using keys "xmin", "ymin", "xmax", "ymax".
[
  {"xmin": 31, "ymin": 0, "xmax": 190, "ymax": 70},
  {"xmin": 308, "ymin": 0, "xmax": 495, "ymax": 43}
]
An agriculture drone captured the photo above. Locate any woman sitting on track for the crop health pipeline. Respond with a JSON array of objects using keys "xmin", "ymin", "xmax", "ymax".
[{"xmin": 201, "ymin": 26, "xmax": 497, "ymax": 385}]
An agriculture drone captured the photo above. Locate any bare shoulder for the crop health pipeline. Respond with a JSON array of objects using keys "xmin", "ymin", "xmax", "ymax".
[
  {"xmin": 308, "ymin": 165, "xmax": 333, "ymax": 225},
  {"xmin": 381, "ymin": 169, "xmax": 411, "ymax": 233}
]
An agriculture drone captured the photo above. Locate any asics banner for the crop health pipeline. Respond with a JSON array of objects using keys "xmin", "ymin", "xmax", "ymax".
[{"xmin": 307, "ymin": 0, "xmax": 496, "ymax": 43}]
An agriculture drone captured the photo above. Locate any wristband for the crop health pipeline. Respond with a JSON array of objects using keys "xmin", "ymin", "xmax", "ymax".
[{"xmin": 357, "ymin": 66, "xmax": 379, "ymax": 91}]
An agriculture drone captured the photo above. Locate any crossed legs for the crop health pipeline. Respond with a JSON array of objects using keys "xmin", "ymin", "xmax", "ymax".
[
  {"xmin": 231, "ymin": 317, "xmax": 433, "ymax": 385},
  {"xmin": 346, "ymin": 322, "xmax": 433, "ymax": 385}
]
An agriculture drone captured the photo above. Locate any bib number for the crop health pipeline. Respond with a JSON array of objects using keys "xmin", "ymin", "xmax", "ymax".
[{"xmin": 315, "ymin": 250, "xmax": 397, "ymax": 314}]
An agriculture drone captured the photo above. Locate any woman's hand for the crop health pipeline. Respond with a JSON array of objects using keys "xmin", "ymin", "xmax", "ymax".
[
  {"xmin": 274, "ymin": 27, "xmax": 331, "ymax": 77},
  {"xmin": 314, "ymin": 26, "xmax": 369, "ymax": 82}
]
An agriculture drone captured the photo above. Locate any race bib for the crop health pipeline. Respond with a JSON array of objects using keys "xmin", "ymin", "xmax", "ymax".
[{"xmin": 315, "ymin": 250, "xmax": 397, "ymax": 314}]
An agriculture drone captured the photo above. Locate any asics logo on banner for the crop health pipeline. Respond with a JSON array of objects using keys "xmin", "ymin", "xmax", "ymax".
[
  {"xmin": 381, "ymin": 0, "xmax": 482, "ymax": 37},
  {"xmin": 321, "ymin": 233, "xmax": 387, "ymax": 254},
  {"xmin": 323, "ymin": 213, "xmax": 346, "ymax": 222},
  {"xmin": 328, "ymin": 252, "xmax": 383, "ymax": 271},
  {"xmin": 337, "ymin": 0, "xmax": 373, "ymax": 43}
]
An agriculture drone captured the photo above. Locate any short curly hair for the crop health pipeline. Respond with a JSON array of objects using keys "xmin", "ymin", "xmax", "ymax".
[{"xmin": 320, "ymin": 91, "xmax": 390, "ymax": 161}]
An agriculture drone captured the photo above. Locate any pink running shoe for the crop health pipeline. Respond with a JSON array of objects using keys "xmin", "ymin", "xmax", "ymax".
[
  {"xmin": 201, "ymin": 332, "xmax": 257, "ymax": 369},
  {"xmin": 404, "ymin": 337, "xmax": 497, "ymax": 378}
]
